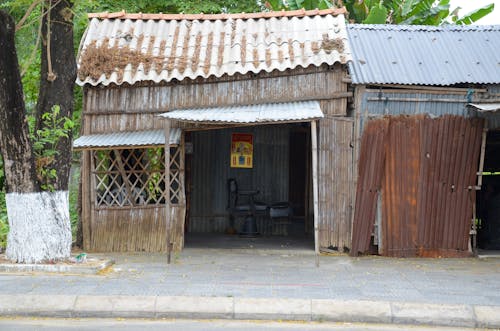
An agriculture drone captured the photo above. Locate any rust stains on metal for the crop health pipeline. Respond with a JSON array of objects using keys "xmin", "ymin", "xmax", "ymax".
[
  {"xmin": 177, "ymin": 22, "xmax": 193, "ymax": 74},
  {"xmin": 352, "ymin": 115, "xmax": 484, "ymax": 257},
  {"xmin": 166, "ymin": 25, "xmax": 180, "ymax": 72},
  {"xmin": 203, "ymin": 32, "xmax": 214, "ymax": 75},
  {"xmin": 217, "ymin": 31, "xmax": 225, "ymax": 68},
  {"xmin": 252, "ymin": 48, "xmax": 259, "ymax": 68},
  {"xmin": 288, "ymin": 39, "xmax": 295, "ymax": 63},
  {"xmin": 265, "ymin": 49, "xmax": 272, "ymax": 67},
  {"xmin": 351, "ymin": 119, "xmax": 389, "ymax": 255},
  {"xmin": 191, "ymin": 32, "xmax": 203, "ymax": 73},
  {"xmin": 241, "ymin": 32, "xmax": 247, "ymax": 66}
]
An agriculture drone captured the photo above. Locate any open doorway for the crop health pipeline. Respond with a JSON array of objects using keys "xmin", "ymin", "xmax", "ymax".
[
  {"xmin": 477, "ymin": 130, "xmax": 500, "ymax": 250},
  {"xmin": 183, "ymin": 123, "xmax": 314, "ymax": 250}
]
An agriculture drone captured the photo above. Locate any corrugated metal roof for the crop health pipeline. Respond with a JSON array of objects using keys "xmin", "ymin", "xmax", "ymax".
[
  {"xmin": 76, "ymin": 8, "xmax": 351, "ymax": 86},
  {"xmin": 347, "ymin": 24, "xmax": 500, "ymax": 86},
  {"xmin": 158, "ymin": 101, "xmax": 323, "ymax": 124},
  {"xmin": 73, "ymin": 129, "xmax": 181, "ymax": 150},
  {"xmin": 469, "ymin": 103, "xmax": 500, "ymax": 112}
]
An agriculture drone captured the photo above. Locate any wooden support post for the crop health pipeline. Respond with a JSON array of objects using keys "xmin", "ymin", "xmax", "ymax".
[
  {"xmin": 472, "ymin": 120, "xmax": 488, "ymax": 254},
  {"xmin": 311, "ymin": 120, "xmax": 320, "ymax": 267},
  {"xmin": 164, "ymin": 120, "xmax": 172, "ymax": 264},
  {"xmin": 477, "ymin": 121, "xmax": 488, "ymax": 188}
]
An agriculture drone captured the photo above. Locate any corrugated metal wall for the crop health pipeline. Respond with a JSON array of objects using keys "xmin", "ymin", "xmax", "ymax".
[
  {"xmin": 318, "ymin": 117, "xmax": 354, "ymax": 250},
  {"xmin": 352, "ymin": 115, "xmax": 484, "ymax": 257},
  {"xmin": 358, "ymin": 87, "xmax": 500, "ymax": 130},
  {"xmin": 351, "ymin": 119, "xmax": 388, "ymax": 255},
  {"xmin": 189, "ymin": 125, "xmax": 290, "ymax": 233}
]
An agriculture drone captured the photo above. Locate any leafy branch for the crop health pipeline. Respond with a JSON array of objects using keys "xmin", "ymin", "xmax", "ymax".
[{"xmin": 28, "ymin": 104, "xmax": 74, "ymax": 191}]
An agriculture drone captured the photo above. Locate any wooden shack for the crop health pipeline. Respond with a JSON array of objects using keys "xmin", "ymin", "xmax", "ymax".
[
  {"xmin": 74, "ymin": 8, "xmax": 355, "ymax": 253},
  {"xmin": 347, "ymin": 24, "xmax": 500, "ymax": 257}
]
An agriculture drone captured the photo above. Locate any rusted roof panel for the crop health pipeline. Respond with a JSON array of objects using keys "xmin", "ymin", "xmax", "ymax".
[
  {"xmin": 348, "ymin": 24, "xmax": 500, "ymax": 85},
  {"xmin": 73, "ymin": 129, "xmax": 181, "ymax": 150},
  {"xmin": 158, "ymin": 101, "xmax": 323, "ymax": 124},
  {"xmin": 76, "ymin": 9, "xmax": 351, "ymax": 86}
]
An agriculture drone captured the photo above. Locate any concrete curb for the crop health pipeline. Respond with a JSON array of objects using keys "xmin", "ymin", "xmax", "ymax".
[
  {"xmin": 0, "ymin": 294, "xmax": 498, "ymax": 328},
  {"xmin": 0, "ymin": 260, "xmax": 114, "ymax": 274}
]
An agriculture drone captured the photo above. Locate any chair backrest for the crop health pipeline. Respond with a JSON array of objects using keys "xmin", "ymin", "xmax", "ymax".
[{"xmin": 227, "ymin": 178, "xmax": 238, "ymax": 209}]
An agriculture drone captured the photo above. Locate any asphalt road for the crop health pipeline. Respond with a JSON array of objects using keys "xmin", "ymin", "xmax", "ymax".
[{"xmin": 0, "ymin": 318, "xmax": 485, "ymax": 331}]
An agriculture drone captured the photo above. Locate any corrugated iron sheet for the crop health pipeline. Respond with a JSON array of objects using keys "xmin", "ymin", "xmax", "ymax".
[
  {"xmin": 347, "ymin": 24, "xmax": 500, "ymax": 85},
  {"xmin": 73, "ymin": 129, "xmax": 181, "ymax": 149},
  {"xmin": 159, "ymin": 101, "xmax": 323, "ymax": 124},
  {"xmin": 469, "ymin": 103, "xmax": 500, "ymax": 112},
  {"xmin": 351, "ymin": 119, "xmax": 389, "ymax": 255},
  {"xmin": 352, "ymin": 115, "xmax": 484, "ymax": 257},
  {"xmin": 76, "ymin": 9, "xmax": 351, "ymax": 86}
]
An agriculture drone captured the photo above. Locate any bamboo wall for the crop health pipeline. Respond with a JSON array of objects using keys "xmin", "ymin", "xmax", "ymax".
[
  {"xmin": 318, "ymin": 117, "xmax": 354, "ymax": 251},
  {"xmin": 81, "ymin": 64, "xmax": 352, "ymax": 252}
]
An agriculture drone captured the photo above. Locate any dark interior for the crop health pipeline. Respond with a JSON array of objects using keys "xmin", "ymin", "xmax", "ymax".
[
  {"xmin": 183, "ymin": 123, "xmax": 314, "ymax": 249},
  {"xmin": 477, "ymin": 130, "xmax": 500, "ymax": 250}
]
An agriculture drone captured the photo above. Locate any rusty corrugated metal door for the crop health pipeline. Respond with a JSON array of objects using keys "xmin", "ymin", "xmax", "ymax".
[
  {"xmin": 351, "ymin": 119, "xmax": 389, "ymax": 255},
  {"xmin": 318, "ymin": 117, "xmax": 354, "ymax": 251},
  {"xmin": 352, "ymin": 115, "xmax": 484, "ymax": 257}
]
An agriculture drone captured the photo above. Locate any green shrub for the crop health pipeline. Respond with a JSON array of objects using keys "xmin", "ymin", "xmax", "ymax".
[{"xmin": 0, "ymin": 191, "xmax": 8, "ymax": 250}]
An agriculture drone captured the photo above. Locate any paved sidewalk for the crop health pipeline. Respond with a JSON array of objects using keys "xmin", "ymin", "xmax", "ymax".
[{"xmin": 0, "ymin": 245, "xmax": 499, "ymax": 329}]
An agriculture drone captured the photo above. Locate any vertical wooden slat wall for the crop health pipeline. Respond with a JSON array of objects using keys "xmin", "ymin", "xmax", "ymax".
[
  {"xmin": 318, "ymin": 117, "xmax": 354, "ymax": 251},
  {"xmin": 81, "ymin": 65, "xmax": 352, "ymax": 252}
]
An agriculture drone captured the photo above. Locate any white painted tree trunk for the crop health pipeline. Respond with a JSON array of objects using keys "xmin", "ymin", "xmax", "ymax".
[{"xmin": 5, "ymin": 191, "xmax": 72, "ymax": 263}]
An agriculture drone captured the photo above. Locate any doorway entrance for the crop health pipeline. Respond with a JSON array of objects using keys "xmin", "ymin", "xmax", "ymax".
[
  {"xmin": 183, "ymin": 123, "xmax": 314, "ymax": 250},
  {"xmin": 478, "ymin": 130, "xmax": 500, "ymax": 250}
]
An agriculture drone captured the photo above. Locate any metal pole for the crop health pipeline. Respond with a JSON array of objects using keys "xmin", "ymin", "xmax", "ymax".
[{"xmin": 311, "ymin": 120, "xmax": 320, "ymax": 267}]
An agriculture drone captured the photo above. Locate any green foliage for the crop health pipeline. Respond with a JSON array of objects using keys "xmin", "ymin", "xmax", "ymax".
[
  {"xmin": 29, "ymin": 105, "xmax": 75, "ymax": 191},
  {"xmin": 0, "ymin": 191, "xmax": 8, "ymax": 250},
  {"xmin": 454, "ymin": 3, "xmax": 495, "ymax": 25},
  {"xmin": 342, "ymin": 0, "xmax": 494, "ymax": 25},
  {"xmin": 68, "ymin": 165, "xmax": 79, "ymax": 240},
  {"xmin": 363, "ymin": 2, "xmax": 388, "ymax": 24},
  {"xmin": 265, "ymin": 0, "xmax": 332, "ymax": 11}
]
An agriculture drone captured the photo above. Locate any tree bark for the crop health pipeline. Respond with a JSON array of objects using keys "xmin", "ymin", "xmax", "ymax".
[
  {"xmin": 0, "ymin": 8, "xmax": 72, "ymax": 263},
  {"xmin": 0, "ymin": 10, "xmax": 38, "ymax": 194},
  {"xmin": 36, "ymin": 0, "xmax": 76, "ymax": 191}
]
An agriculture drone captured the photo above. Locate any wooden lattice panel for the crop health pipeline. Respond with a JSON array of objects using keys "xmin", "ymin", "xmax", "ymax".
[{"xmin": 92, "ymin": 147, "xmax": 181, "ymax": 208}]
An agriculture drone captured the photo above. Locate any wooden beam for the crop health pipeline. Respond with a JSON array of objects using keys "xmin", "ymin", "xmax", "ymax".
[
  {"xmin": 311, "ymin": 120, "xmax": 320, "ymax": 267},
  {"xmin": 164, "ymin": 120, "xmax": 172, "ymax": 264}
]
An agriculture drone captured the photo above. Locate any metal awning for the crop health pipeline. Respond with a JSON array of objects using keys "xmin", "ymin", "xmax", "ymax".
[
  {"xmin": 158, "ymin": 101, "xmax": 324, "ymax": 124},
  {"xmin": 73, "ymin": 129, "xmax": 182, "ymax": 150},
  {"xmin": 469, "ymin": 103, "xmax": 500, "ymax": 113}
]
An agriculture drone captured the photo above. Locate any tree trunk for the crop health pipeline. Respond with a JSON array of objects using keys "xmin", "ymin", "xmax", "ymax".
[
  {"xmin": 0, "ymin": 8, "xmax": 72, "ymax": 263},
  {"xmin": 0, "ymin": 10, "xmax": 38, "ymax": 194},
  {"xmin": 36, "ymin": 0, "xmax": 76, "ymax": 191}
]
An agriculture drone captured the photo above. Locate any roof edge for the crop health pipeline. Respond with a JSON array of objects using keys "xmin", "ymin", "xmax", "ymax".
[{"xmin": 87, "ymin": 7, "xmax": 347, "ymax": 21}]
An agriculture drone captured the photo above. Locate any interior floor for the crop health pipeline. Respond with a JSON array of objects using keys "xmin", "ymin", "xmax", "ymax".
[{"xmin": 184, "ymin": 233, "xmax": 314, "ymax": 252}]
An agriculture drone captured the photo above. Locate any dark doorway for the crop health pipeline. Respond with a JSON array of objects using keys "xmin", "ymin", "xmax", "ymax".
[
  {"xmin": 477, "ymin": 130, "xmax": 500, "ymax": 250},
  {"xmin": 183, "ymin": 123, "xmax": 314, "ymax": 249},
  {"xmin": 288, "ymin": 126, "xmax": 309, "ymax": 222}
]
